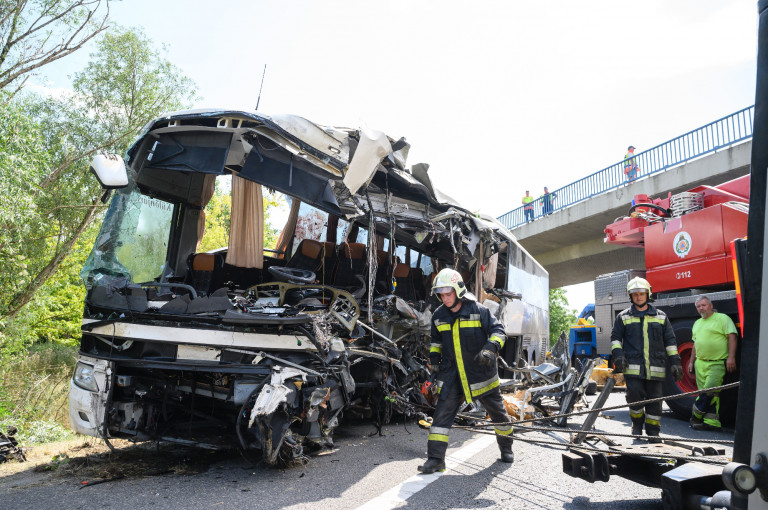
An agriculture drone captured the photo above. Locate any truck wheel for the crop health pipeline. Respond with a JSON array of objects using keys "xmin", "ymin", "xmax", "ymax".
[
  {"xmin": 586, "ymin": 381, "xmax": 598, "ymax": 396},
  {"xmin": 662, "ymin": 319, "xmax": 697, "ymax": 419}
]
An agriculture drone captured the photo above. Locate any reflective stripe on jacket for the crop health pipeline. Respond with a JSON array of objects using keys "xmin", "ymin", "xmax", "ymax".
[
  {"xmin": 430, "ymin": 300, "xmax": 506, "ymax": 403},
  {"xmin": 610, "ymin": 304, "xmax": 677, "ymax": 380}
]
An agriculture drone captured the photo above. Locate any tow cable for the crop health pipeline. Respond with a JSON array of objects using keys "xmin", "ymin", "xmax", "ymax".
[{"xmin": 398, "ymin": 380, "xmax": 740, "ymax": 465}]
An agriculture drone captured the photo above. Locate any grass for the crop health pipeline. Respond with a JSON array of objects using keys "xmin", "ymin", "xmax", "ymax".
[{"xmin": 0, "ymin": 343, "xmax": 79, "ymax": 445}]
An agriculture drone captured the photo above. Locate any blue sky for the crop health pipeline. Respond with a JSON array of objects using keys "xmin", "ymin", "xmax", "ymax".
[{"xmin": 32, "ymin": 0, "xmax": 759, "ymax": 311}]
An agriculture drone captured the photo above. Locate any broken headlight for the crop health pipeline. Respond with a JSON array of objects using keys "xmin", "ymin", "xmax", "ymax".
[{"xmin": 73, "ymin": 362, "xmax": 98, "ymax": 392}]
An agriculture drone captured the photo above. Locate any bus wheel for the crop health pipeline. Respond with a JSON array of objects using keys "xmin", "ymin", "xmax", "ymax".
[{"xmin": 662, "ymin": 319, "xmax": 696, "ymax": 419}]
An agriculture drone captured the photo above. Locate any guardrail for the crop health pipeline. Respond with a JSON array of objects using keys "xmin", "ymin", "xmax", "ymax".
[{"xmin": 498, "ymin": 105, "xmax": 754, "ymax": 230}]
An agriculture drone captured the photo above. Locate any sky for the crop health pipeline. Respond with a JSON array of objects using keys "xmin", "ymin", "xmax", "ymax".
[{"xmin": 32, "ymin": 0, "xmax": 759, "ymax": 313}]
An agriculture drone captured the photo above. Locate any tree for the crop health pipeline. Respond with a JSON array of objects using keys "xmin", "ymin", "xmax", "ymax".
[
  {"xmin": 0, "ymin": 26, "xmax": 197, "ymax": 323},
  {"xmin": 0, "ymin": 0, "xmax": 111, "ymax": 94},
  {"xmin": 549, "ymin": 287, "xmax": 577, "ymax": 346}
]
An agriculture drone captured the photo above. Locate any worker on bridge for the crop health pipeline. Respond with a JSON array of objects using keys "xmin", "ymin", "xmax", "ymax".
[
  {"xmin": 688, "ymin": 295, "xmax": 738, "ymax": 432},
  {"xmin": 540, "ymin": 187, "xmax": 556, "ymax": 215},
  {"xmin": 418, "ymin": 268, "xmax": 514, "ymax": 474},
  {"xmin": 522, "ymin": 190, "xmax": 535, "ymax": 222},
  {"xmin": 624, "ymin": 145, "xmax": 639, "ymax": 182},
  {"xmin": 610, "ymin": 277, "xmax": 684, "ymax": 440}
]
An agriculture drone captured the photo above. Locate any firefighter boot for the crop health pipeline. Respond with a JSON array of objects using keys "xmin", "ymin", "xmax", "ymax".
[
  {"xmin": 499, "ymin": 444, "xmax": 514, "ymax": 463},
  {"xmin": 646, "ymin": 430, "xmax": 662, "ymax": 444},
  {"xmin": 417, "ymin": 457, "xmax": 446, "ymax": 474}
]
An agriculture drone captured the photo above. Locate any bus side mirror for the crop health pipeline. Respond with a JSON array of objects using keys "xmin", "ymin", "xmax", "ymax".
[{"xmin": 90, "ymin": 154, "xmax": 128, "ymax": 189}]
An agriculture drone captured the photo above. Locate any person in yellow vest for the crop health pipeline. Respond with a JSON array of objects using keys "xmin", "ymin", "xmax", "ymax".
[
  {"xmin": 688, "ymin": 296, "xmax": 738, "ymax": 431},
  {"xmin": 541, "ymin": 187, "xmax": 556, "ymax": 215},
  {"xmin": 522, "ymin": 190, "xmax": 534, "ymax": 222},
  {"xmin": 624, "ymin": 145, "xmax": 639, "ymax": 182}
]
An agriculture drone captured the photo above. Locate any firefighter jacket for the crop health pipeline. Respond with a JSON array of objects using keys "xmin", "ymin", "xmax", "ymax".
[
  {"xmin": 429, "ymin": 300, "xmax": 506, "ymax": 403},
  {"xmin": 610, "ymin": 304, "xmax": 678, "ymax": 381}
]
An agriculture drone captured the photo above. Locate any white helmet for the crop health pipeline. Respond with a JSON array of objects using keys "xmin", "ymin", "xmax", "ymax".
[
  {"xmin": 627, "ymin": 277, "xmax": 651, "ymax": 298},
  {"xmin": 431, "ymin": 268, "xmax": 467, "ymax": 300}
]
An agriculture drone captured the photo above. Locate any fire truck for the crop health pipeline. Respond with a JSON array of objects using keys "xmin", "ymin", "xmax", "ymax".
[{"xmin": 592, "ymin": 174, "xmax": 749, "ymax": 421}]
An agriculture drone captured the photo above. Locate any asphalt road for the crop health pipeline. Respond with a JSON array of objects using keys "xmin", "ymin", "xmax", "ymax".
[{"xmin": 0, "ymin": 391, "xmax": 734, "ymax": 510}]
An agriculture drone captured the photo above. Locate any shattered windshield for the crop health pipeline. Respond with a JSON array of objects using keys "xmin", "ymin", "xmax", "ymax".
[{"xmin": 81, "ymin": 179, "xmax": 174, "ymax": 289}]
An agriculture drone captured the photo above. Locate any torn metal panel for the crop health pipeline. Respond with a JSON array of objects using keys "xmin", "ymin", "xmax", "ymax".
[{"xmin": 343, "ymin": 126, "xmax": 393, "ymax": 194}]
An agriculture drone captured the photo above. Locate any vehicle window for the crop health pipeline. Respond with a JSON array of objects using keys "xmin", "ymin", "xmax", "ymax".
[
  {"xmin": 337, "ymin": 218, "xmax": 351, "ymax": 244},
  {"xmin": 117, "ymin": 196, "xmax": 175, "ymax": 283},
  {"xmin": 419, "ymin": 255, "xmax": 435, "ymax": 275},
  {"xmin": 82, "ymin": 188, "xmax": 175, "ymax": 286},
  {"xmin": 356, "ymin": 225, "xmax": 369, "ymax": 246},
  {"xmin": 394, "ymin": 245, "xmax": 407, "ymax": 264},
  {"xmin": 292, "ymin": 202, "xmax": 328, "ymax": 255}
]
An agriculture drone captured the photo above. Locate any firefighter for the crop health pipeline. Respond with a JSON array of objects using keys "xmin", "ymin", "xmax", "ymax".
[
  {"xmin": 610, "ymin": 277, "xmax": 684, "ymax": 440},
  {"xmin": 418, "ymin": 268, "xmax": 514, "ymax": 474}
]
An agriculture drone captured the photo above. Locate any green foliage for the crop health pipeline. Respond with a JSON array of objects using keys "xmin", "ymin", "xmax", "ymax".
[
  {"xmin": 1, "ymin": 25, "xmax": 198, "ymax": 339},
  {"xmin": 549, "ymin": 287, "xmax": 578, "ymax": 346},
  {"xmin": 0, "ymin": 343, "xmax": 77, "ymax": 444},
  {"xmin": 71, "ymin": 25, "xmax": 198, "ymax": 148},
  {"xmin": 0, "ymin": 93, "xmax": 54, "ymax": 319}
]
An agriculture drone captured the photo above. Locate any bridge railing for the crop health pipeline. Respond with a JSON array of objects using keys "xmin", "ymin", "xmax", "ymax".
[{"xmin": 498, "ymin": 105, "xmax": 754, "ymax": 230}]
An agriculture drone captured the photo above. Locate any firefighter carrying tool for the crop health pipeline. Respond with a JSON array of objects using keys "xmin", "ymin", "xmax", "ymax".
[
  {"xmin": 418, "ymin": 268, "xmax": 514, "ymax": 474},
  {"xmin": 611, "ymin": 277, "xmax": 684, "ymax": 441}
]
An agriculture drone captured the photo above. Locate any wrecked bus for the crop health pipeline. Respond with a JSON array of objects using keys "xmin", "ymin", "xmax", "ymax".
[{"xmin": 69, "ymin": 109, "xmax": 549, "ymax": 465}]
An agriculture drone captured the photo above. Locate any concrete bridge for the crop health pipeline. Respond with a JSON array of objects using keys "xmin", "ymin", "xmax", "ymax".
[{"xmin": 499, "ymin": 107, "xmax": 754, "ymax": 289}]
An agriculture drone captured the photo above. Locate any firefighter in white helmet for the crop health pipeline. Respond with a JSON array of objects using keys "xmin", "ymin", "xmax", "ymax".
[
  {"xmin": 610, "ymin": 277, "xmax": 683, "ymax": 441},
  {"xmin": 417, "ymin": 268, "xmax": 514, "ymax": 474}
]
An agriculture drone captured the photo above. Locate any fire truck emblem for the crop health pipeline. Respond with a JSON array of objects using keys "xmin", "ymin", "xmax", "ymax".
[{"xmin": 673, "ymin": 231, "xmax": 692, "ymax": 258}]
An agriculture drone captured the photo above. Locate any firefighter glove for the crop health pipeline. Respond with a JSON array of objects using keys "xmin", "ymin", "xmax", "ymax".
[
  {"xmin": 474, "ymin": 348, "xmax": 496, "ymax": 367},
  {"xmin": 669, "ymin": 355, "xmax": 684, "ymax": 382},
  {"xmin": 613, "ymin": 351, "xmax": 629, "ymax": 373}
]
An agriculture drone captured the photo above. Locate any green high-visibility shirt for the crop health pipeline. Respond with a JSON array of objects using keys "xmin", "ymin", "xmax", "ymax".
[{"xmin": 692, "ymin": 312, "xmax": 737, "ymax": 361}]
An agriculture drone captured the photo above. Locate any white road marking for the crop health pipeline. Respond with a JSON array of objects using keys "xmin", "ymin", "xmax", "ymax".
[{"xmin": 355, "ymin": 434, "xmax": 497, "ymax": 510}]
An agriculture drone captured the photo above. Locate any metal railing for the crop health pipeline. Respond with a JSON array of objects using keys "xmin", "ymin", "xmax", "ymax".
[{"xmin": 498, "ymin": 105, "xmax": 754, "ymax": 230}]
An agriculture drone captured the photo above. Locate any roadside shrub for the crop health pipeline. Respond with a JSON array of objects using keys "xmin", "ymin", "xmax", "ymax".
[{"xmin": 0, "ymin": 343, "xmax": 78, "ymax": 444}]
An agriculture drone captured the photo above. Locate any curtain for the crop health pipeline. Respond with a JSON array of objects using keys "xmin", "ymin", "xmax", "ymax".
[
  {"xmin": 226, "ymin": 175, "xmax": 264, "ymax": 268},
  {"xmin": 273, "ymin": 197, "xmax": 301, "ymax": 259}
]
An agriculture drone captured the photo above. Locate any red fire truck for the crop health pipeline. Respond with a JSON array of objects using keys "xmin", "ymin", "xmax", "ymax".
[{"xmin": 593, "ymin": 174, "xmax": 749, "ymax": 420}]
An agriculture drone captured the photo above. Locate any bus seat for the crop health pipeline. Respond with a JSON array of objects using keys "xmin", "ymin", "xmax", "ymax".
[
  {"xmin": 393, "ymin": 263, "xmax": 416, "ymax": 301},
  {"xmin": 333, "ymin": 243, "xmax": 367, "ymax": 288}
]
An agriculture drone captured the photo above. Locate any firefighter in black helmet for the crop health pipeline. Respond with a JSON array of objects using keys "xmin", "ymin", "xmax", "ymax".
[
  {"xmin": 418, "ymin": 268, "xmax": 514, "ymax": 474},
  {"xmin": 611, "ymin": 277, "xmax": 683, "ymax": 441}
]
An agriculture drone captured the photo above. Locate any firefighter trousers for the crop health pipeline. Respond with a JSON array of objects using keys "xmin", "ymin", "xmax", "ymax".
[
  {"xmin": 625, "ymin": 378, "xmax": 663, "ymax": 435},
  {"xmin": 692, "ymin": 358, "xmax": 725, "ymax": 428},
  {"xmin": 427, "ymin": 387, "xmax": 513, "ymax": 460}
]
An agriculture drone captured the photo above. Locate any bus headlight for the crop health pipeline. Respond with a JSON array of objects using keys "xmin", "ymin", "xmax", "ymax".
[{"xmin": 73, "ymin": 362, "xmax": 98, "ymax": 392}]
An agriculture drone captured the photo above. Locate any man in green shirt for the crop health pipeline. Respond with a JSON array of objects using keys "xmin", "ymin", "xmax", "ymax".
[{"xmin": 687, "ymin": 296, "xmax": 738, "ymax": 431}]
